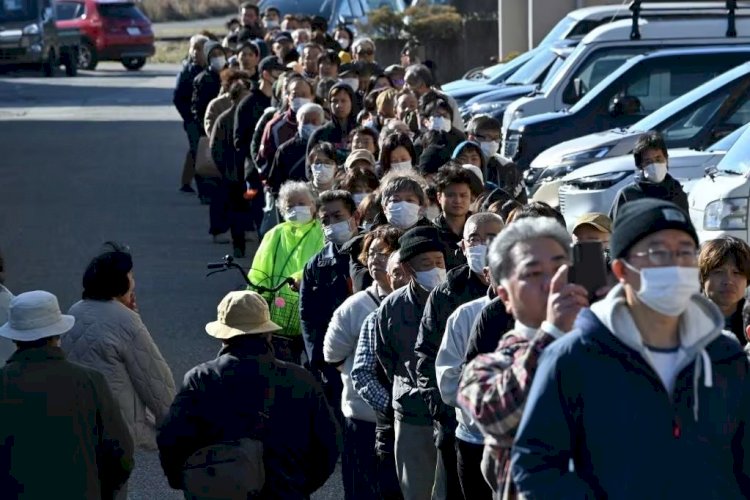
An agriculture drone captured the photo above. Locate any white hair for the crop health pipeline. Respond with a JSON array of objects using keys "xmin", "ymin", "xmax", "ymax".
[
  {"xmin": 189, "ymin": 34, "xmax": 209, "ymax": 50},
  {"xmin": 352, "ymin": 37, "xmax": 375, "ymax": 53},
  {"xmin": 292, "ymin": 28, "xmax": 310, "ymax": 44},
  {"xmin": 464, "ymin": 212, "xmax": 504, "ymax": 239},
  {"xmin": 488, "ymin": 217, "xmax": 572, "ymax": 285},
  {"xmin": 276, "ymin": 180, "xmax": 315, "ymax": 211},
  {"xmin": 297, "ymin": 102, "xmax": 325, "ymax": 123}
]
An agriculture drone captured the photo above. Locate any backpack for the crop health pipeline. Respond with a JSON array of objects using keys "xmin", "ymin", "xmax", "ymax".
[{"xmin": 181, "ymin": 386, "xmax": 274, "ymax": 500}]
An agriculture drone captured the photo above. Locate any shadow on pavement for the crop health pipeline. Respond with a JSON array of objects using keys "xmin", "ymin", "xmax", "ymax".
[{"xmin": 0, "ymin": 80, "xmax": 174, "ymax": 108}]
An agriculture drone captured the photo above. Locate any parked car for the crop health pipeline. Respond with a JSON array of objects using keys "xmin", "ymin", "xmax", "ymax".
[
  {"xmin": 55, "ymin": 0, "xmax": 154, "ymax": 70},
  {"xmin": 514, "ymin": 45, "xmax": 750, "ymax": 195},
  {"xmin": 259, "ymin": 0, "xmax": 406, "ymax": 34},
  {"xmin": 529, "ymin": 60, "xmax": 750, "ymax": 189},
  {"xmin": 0, "ymin": 0, "xmax": 79, "ymax": 76},
  {"xmin": 458, "ymin": 42, "xmax": 575, "ymax": 122},
  {"xmin": 557, "ymin": 124, "xmax": 747, "ymax": 232},
  {"xmin": 501, "ymin": 12, "xmax": 750, "ymax": 157},
  {"xmin": 688, "ymin": 124, "xmax": 750, "ymax": 243},
  {"xmin": 445, "ymin": 2, "xmax": 731, "ymax": 107}
]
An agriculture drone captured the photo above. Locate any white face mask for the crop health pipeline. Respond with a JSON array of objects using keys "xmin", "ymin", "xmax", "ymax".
[
  {"xmin": 285, "ymin": 205, "xmax": 313, "ymax": 224},
  {"xmin": 414, "ymin": 267, "xmax": 447, "ymax": 291},
  {"xmin": 341, "ymin": 78, "xmax": 359, "ymax": 92},
  {"xmin": 263, "ymin": 19, "xmax": 279, "ymax": 29},
  {"xmin": 291, "ymin": 97, "xmax": 312, "ymax": 113},
  {"xmin": 336, "ymin": 37, "xmax": 350, "ymax": 50},
  {"xmin": 324, "ymin": 219, "xmax": 355, "ymax": 245},
  {"xmin": 465, "ymin": 244, "xmax": 487, "ymax": 275},
  {"xmin": 299, "ymin": 123, "xmax": 319, "ymax": 140},
  {"xmin": 643, "ymin": 162, "xmax": 667, "ymax": 183},
  {"xmin": 479, "ymin": 140, "xmax": 500, "ymax": 157},
  {"xmin": 352, "ymin": 192, "xmax": 367, "ymax": 205},
  {"xmin": 385, "ymin": 201, "xmax": 421, "ymax": 229},
  {"xmin": 391, "ymin": 160, "xmax": 412, "ymax": 172},
  {"xmin": 425, "ymin": 205, "xmax": 441, "ymax": 222},
  {"xmin": 311, "ymin": 162, "xmax": 335, "ymax": 185},
  {"xmin": 430, "ymin": 116, "xmax": 451, "ymax": 133},
  {"xmin": 210, "ymin": 56, "xmax": 226, "ymax": 72},
  {"xmin": 624, "ymin": 263, "xmax": 699, "ymax": 316}
]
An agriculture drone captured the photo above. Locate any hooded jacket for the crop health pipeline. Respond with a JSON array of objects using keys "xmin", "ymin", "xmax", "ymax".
[
  {"xmin": 609, "ymin": 173, "xmax": 689, "ymax": 221},
  {"xmin": 511, "ymin": 285, "xmax": 750, "ymax": 499},
  {"xmin": 307, "ymin": 84, "xmax": 358, "ymax": 164},
  {"xmin": 260, "ymin": 109, "xmax": 299, "ymax": 166}
]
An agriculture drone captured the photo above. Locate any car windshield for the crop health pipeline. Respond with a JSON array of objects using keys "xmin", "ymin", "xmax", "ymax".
[
  {"xmin": 504, "ymin": 48, "xmax": 560, "ymax": 85},
  {"xmin": 98, "ymin": 2, "xmax": 147, "ymax": 20},
  {"xmin": 715, "ymin": 125, "xmax": 750, "ymax": 174},
  {"xmin": 708, "ymin": 122, "xmax": 750, "ymax": 152},
  {"xmin": 0, "ymin": 0, "xmax": 35, "ymax": 22},
  {"xmin": 323, "ymin": 0, "xmax": 403, "ymax": 20},
  {"xmin": 539, "ymin": 15, "xmax": 577, "ymax": 45},
  {"xmin": 486, "ymin": 50, "xmax": 536, "ymax": 84}
]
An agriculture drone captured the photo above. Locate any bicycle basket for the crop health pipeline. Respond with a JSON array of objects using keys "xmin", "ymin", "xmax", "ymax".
[{"xmin": 268, "ymin": 287, "xmax": 301, "ymax": 336}]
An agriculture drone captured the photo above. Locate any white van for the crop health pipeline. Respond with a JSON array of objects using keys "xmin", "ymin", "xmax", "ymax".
[
  {"xmin": 501, "ymin": 14, "xmax": 750, "ymax": 154},
  {"xmin": 688, "ymin": 125, "xmax": 750, "ymax": 243}
]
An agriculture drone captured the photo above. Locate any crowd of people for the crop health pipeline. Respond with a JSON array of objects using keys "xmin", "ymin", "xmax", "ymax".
[{"xmin": 3, "ymin": 1, "xmax": 750, "ymax": 499}]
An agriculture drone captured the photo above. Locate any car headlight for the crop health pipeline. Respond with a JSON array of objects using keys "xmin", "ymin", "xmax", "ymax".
[
  {"xmin": 704, "ymin": 198, "xmax": 748, "ymax": 230},
  {"xmin": 470, "ymin": 101, "xmax": 511, "ymax": 114},
  {"xmin": 22, "ymin": 23, "xmax": 40, "ymax": 35},
  {"xmin": 569, "ymin": 171, "xmax": 630, "ymax": 190},
  {"xmin": 560, "ymin": 146, "xmax": 611, "ymax": 166}
]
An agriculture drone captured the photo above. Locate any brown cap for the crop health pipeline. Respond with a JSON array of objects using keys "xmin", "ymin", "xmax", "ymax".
[
  {"xmin": 205, "ymin": 291, "xmax": 280, "ymax": 339},
  {"xmin": 344, "ymin": 149, "xmax": 376, "ymax": 170},
  {"xmin": 573, "ymin": 213, "xmax": 612, "ymax": 234}
]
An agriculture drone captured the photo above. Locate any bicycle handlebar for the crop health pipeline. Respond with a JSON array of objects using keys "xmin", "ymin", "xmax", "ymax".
[{"xmin": 206, "ymin": 255, "xmax": 294, "ymax": 294}]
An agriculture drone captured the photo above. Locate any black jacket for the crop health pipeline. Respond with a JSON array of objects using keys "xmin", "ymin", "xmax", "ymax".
[
  {"xmin": 252, "ymin": 108, "xmax": 280, "ymax": 177},
  {"xmin": 339, "ymin": 234, "xmax": 372, "ymax": 293},
  {"xmin": 267, "ymin": 133, "xmax": 309, "ymax": 193},
  {"xmin": 0, "ymin": 346, "xmax": 134, "ymax": 499},
  {"xmin": 376, "ymin": 280, "xmax": 433, "ymax": 425},
  {"xmin": 173, "ymin": 60, "xmax": 204, "ymax": 125},
  {"xmin": 415, "ymin": 265, "xmax": 488, "ymax": 426},
  {"xmin": 432, "ymin": 214, "xmax": 468, "ymax": 271},
  {"xmin": 464, "ymin": 296, "xmax": 514, "ymax": 363},
  {"xmin": 210, "ymin": 103, "xmax": 243, "ymax": 182},
  {"xmin": 609, "ymin": 173, "xmax": 689, "ymax": 221},
  {"xmin": 157, "ymin": 337, "xmax": 340, "ymax": 499},
  {"xmin": 299, "ymin": 241, "xmax": 353, "ymax": 370},
  {"xmin": 191, "ymin": 69, "xmax": 222, "ymax": 136},
  {"xmin": 727, "ymin": 298, "xmax": 746, "ymax": 347},
  {"xmin": 307, "ymin": 114, "xmax": 358, "ymax": 165},
  {"xmin": 233, "ymin": 89, "xmax": 272, "ymax": 182}
]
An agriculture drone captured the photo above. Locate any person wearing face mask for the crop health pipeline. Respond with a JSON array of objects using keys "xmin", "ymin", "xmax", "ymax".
[
  {"xmin": 259, "ymin": 75, "xmax": 314, "ymax": 169},
  {"xmin": 302, "ymin": 142, "xmax": 338, "ymax": 196},
  {"xmin": 405, "ymin": 64, "xmax": 463, "ymax": 133},
  {"xmin": 262, "ymin": 7, "xmax": 281, "ymax": 30},
  {"xmin": 379, "ymin": 131, "xmax": 417, "ymax": 177},
  {"xmin": 308, "ymin": 83, "xmax": 359, "ymax": 164},
  {"xmin": 416, "ymin": 94, "xmax": 467, "ymax": 176},
  {"xmin": 457, "ymin": 216, "xmax": 588, "ymax": 497},
  {"xmin": 466, "ymin": 114, "xmax": 526, "ymax": 203},
  {"xmin": 609, "ymin": 131, "xmax": 688, "ymax": 221},
  {"xmin": 415, "ymin": 212, "xmax": 504, "ymax": 500},
  {"xmin": 375, "ymin": 225, "xmax": 447, "ymax": 500},
  {"xmin": 267, "ymin": 102, "xmax": 326, "ymax": 194},
  {"xmin": 326, "ymin": 227, "xmax": 403, "ymax": 500},
  {"xmin": 336, "ymin": 167, "xmax": 379, "ymax": 208},
  {"xmin": 507, "ymin": 199, "xmax": 750, "ymax": 499},
  {"xmin": 300, "ymin": 191, "xmax": 361, "ymax": 444},
  {"xmin": 248, "ymin": 181, "xmax": 324, "ymax": 363},
  {"xmin": 334, "ymin": 26, "xmax": 354, "ymax": 59}
]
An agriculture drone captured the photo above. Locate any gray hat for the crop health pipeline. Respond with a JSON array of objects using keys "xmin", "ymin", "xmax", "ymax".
[{"xmin": 203, "ymin": 40, "xmax": 222, "ymax": 61}]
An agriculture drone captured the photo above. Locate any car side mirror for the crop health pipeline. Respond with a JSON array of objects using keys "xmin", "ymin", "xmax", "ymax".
[{"xmin": 609, "ymin": 95, "xmax": 642, "ymax": 117}]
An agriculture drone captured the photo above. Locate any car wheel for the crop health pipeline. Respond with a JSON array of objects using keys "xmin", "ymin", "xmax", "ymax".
[
  {"xmin": 62, "ymin": 48, "xmax": 78, "ymax": 76},
  {"xmin": 78, "ymin": 41, "xmax": 98, "ymax": 70},
  {"xmin": 122, "ymin": 57, "xmax": 146, "ymax": 71},
  {"xmin": 42, "ymin": 49, "xmax": 56, "ymax": 77}
]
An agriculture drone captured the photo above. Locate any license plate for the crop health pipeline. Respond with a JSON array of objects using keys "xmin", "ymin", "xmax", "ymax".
[{"xmin": 126, "ymin": 27, "xmax": 140, "ymax": 35}]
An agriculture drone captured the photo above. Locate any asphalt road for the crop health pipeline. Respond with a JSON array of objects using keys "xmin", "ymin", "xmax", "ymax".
[{"xmin": 0, "ymin": 62, "xmax": 343, "ymax": 500}]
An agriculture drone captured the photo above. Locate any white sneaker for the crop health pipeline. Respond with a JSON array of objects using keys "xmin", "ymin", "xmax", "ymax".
[{"xmin": 212, "ymin": 232, "xmax": 231, "ymax": 244}]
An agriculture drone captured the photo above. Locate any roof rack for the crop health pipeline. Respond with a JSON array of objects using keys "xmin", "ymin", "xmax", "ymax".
[{"xmin": 628, "ymin": 0, "xmax": 748, "ymax": 39}]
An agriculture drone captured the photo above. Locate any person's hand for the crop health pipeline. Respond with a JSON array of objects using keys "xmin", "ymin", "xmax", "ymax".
[
  {"xmin": 290, "ymin": 278, "xmax": 301, "ymax": 292},
  {"xmin": 546, "ymin": 265, "xmax": 589, "ymax": 333}
]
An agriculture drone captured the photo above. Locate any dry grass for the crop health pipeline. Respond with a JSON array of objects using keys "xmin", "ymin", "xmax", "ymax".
[
  {"xmin": 141, "ymin": 0, "xmax": 239, "ymax": 22},
  {"xmin": 152, "ymin": 41, "xmax": 189, "ymax": 64}
]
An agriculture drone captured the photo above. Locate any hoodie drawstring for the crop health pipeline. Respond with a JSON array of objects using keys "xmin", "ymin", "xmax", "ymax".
[{"xmin": 692, "ymin": 349, "xmax": 713, "ymax": 421}]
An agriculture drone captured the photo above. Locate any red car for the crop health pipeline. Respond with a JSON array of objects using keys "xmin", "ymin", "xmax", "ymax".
[{"xmin": 55, "ymin": 0, "xmax": 154, "ymax": 71}]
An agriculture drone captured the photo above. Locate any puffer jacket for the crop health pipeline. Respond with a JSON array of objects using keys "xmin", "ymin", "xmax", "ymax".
[{"xmin": 64, "ymin": 299, "xmax": 177, "ymax": 450}]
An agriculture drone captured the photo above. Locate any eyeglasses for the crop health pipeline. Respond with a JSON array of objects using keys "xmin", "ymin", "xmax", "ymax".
[
  {"xmin": 367, "ymin": 251, "xmax": 390, "ymax": 261},
  {"xmin": 629, "ymin": 246, "xmax": 699, "ymax": 267}
]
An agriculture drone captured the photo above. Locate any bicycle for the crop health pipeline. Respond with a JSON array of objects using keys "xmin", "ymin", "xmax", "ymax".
[{"xmin": 207, "ymin": 255, "xmax": 301, "ymax": 337}]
